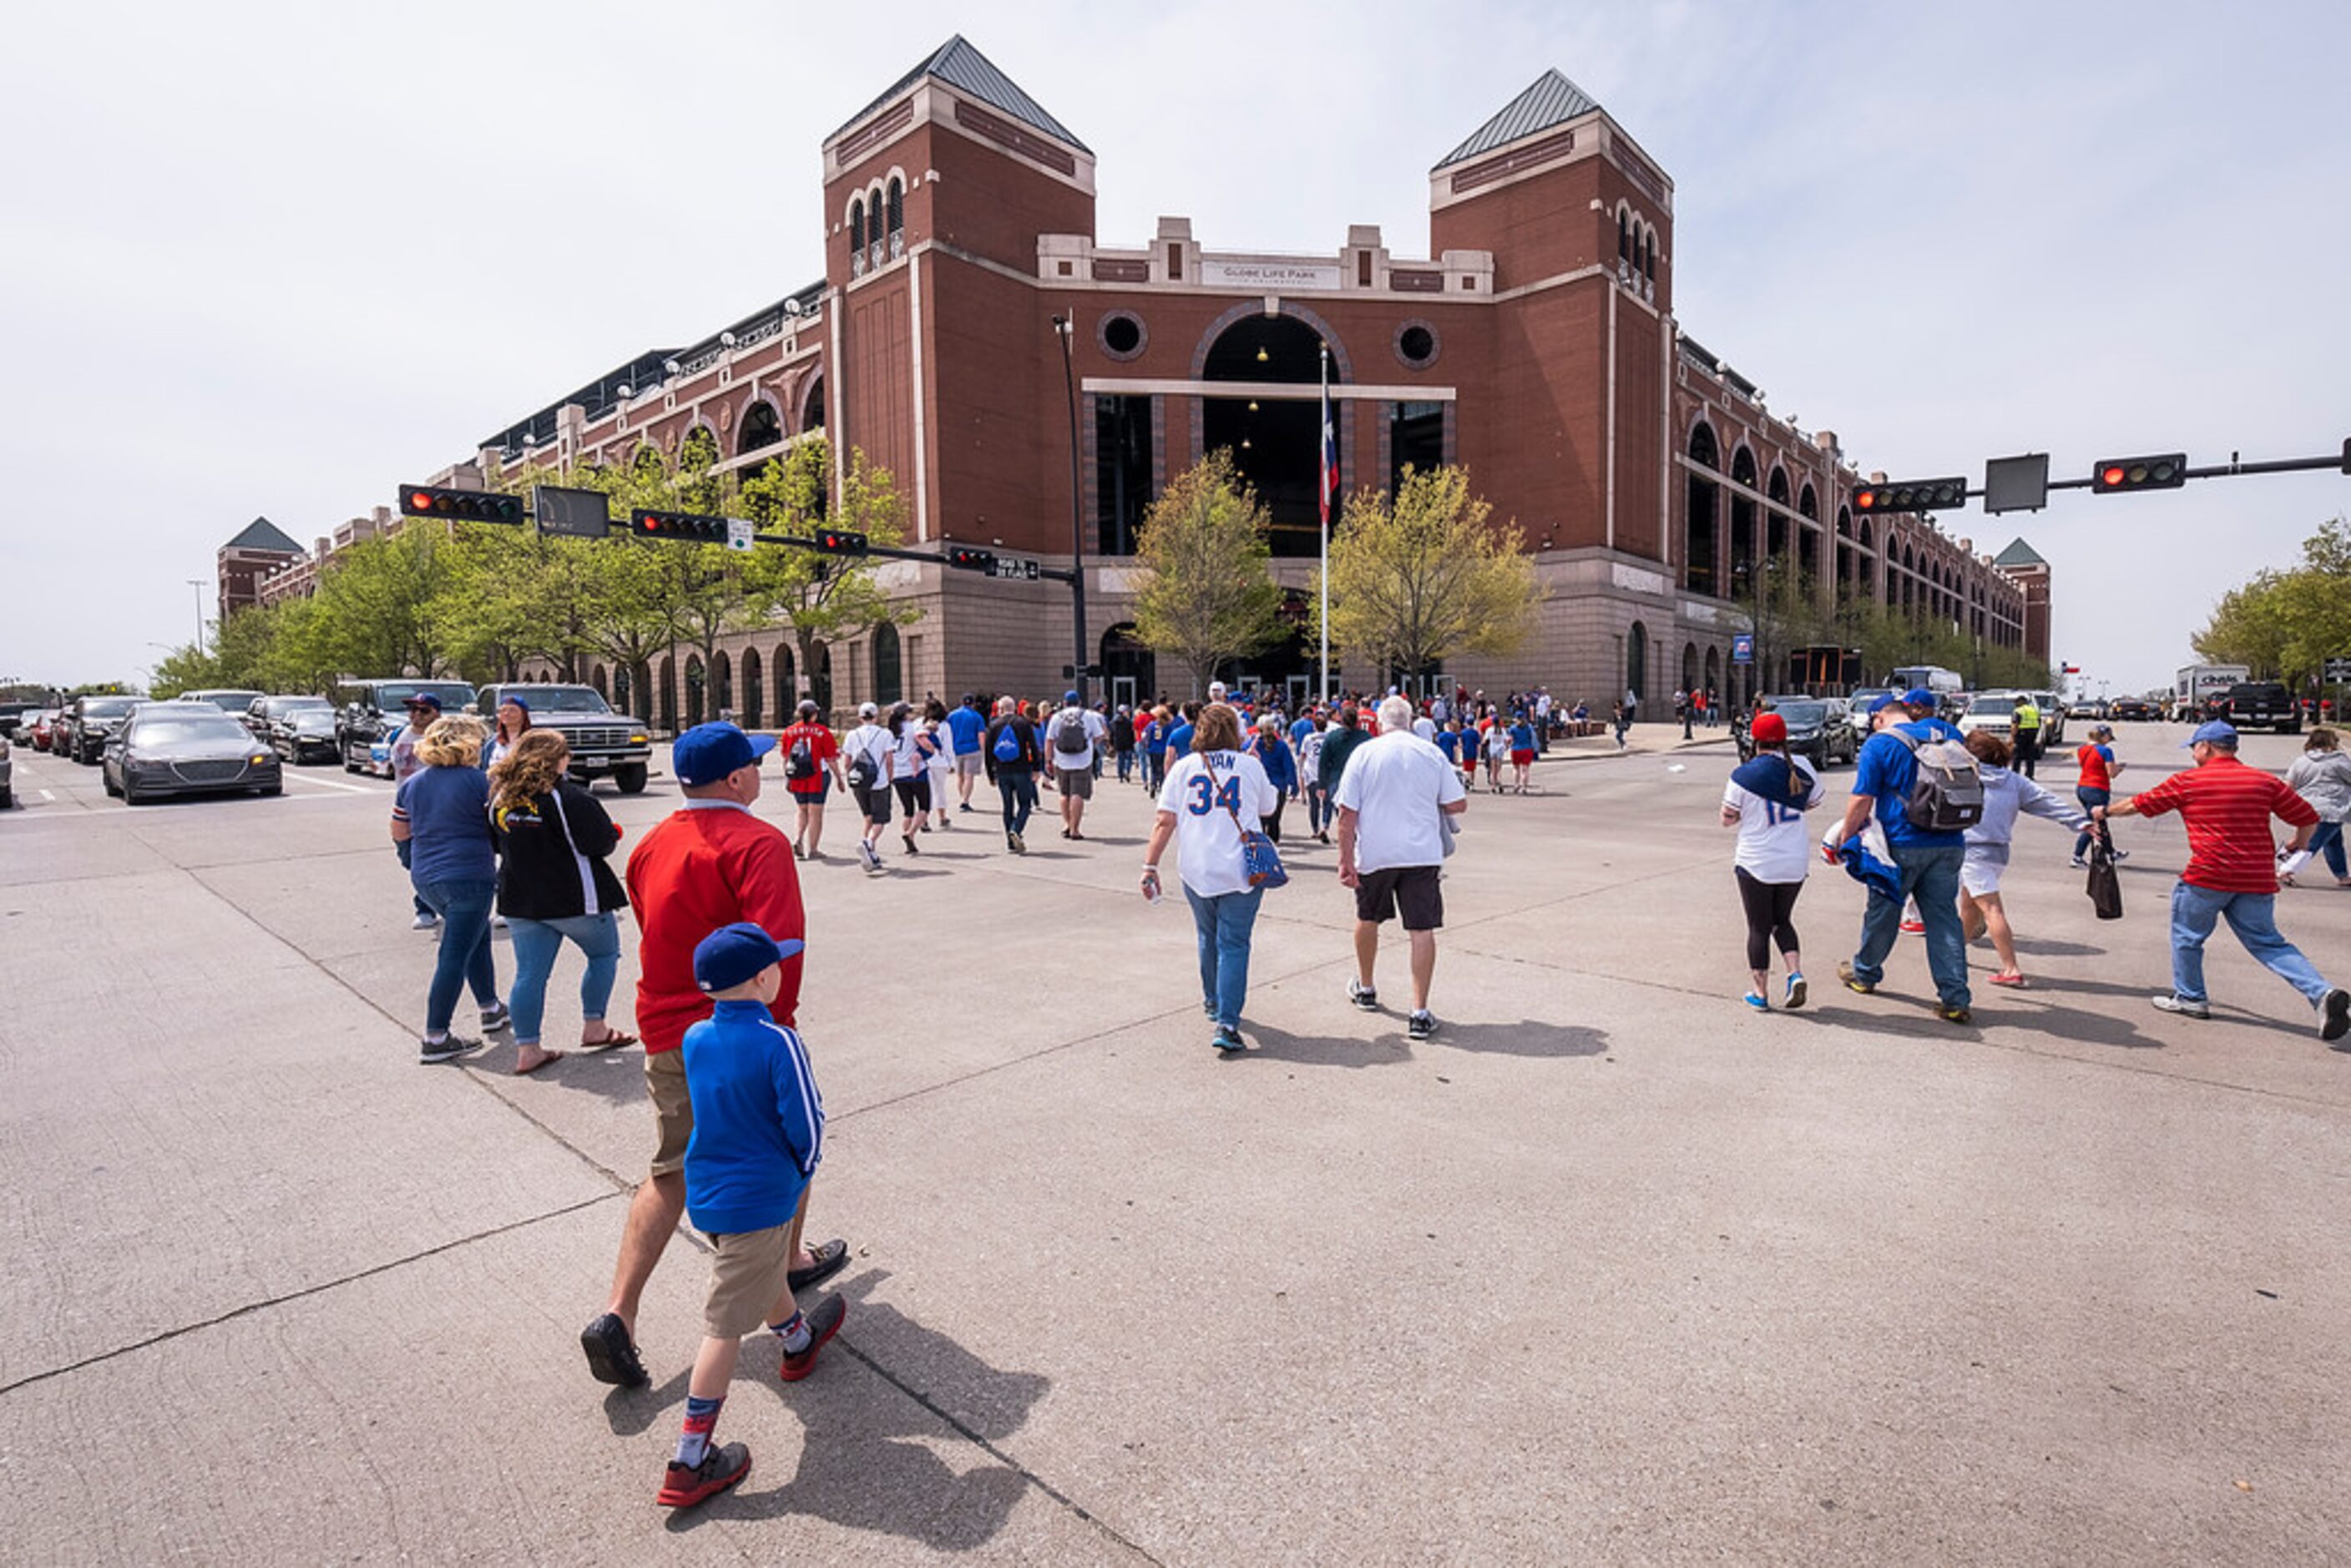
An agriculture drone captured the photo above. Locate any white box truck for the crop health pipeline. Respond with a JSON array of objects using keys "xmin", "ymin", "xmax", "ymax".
[{"xmin": 2173, "ymin": 664, "xmax": 2249, "ymax": 721}]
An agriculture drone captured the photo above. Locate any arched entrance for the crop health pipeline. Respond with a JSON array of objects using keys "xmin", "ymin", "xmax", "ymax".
[
  {"xmin": 872, "ymin": 624, "xmax": 902, "ymax": 706},
  {"xmin": 809, "ymin": 642, "xmax": 833, "ymax": 714},
  {"xmin": 1626, "ymin": 620, "xmax": 1648, "ymax": 710},
  {"xmin": 657, "ymin": 656, "xmax": 675, "ymax": 732},
  {"xmin": 711, "ymin": 650, "xmax": 733, "ymax": 720},
  {"xmin": 1685, "ymin": 422, "xmax": 1720, "ymax": 596},
  {"xmin": 684, "ymin": 655, "xmax": 705, "ymax": 727},
  {"xmin": 738, "ymin": 400, "xmax": 782, "ymax": 458},
  {"xmin": 1201, "ymin": 313, "xmax": 1333, "ymax": 558},
  {"xmin": 773, "ymin": 644, "xmax": 796, "ymax": 725},
  {"xmin": 1681, "ymin": 641, "xmax": 1698, "ymax": 695},
  {"xmin": 1730, "ymin": 448, "xmax": 1759, "ymax": 579},
  {"xmin": 589, "ymin": 663, "xmax": 608, "ymax": 700},
  {"xmin": 1100, "ymin": 623, "xmax": 1157, "ymax": 710},
  {"xmin": 1704, "ymin": 645, "xmax": 1722, "ymax": 701},
  {"xmin": 741, "ymin": 648, "xmax": 763, "ymax": 729}
]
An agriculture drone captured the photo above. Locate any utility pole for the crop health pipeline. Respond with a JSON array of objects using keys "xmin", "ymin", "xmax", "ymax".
[
  {"xmin": 186, "ymin": 579, "xmax": 207, "ymax": 655},
  {"xmin": 1052, "ymin": 316, "xmax": 1089, "ymax": 707}
]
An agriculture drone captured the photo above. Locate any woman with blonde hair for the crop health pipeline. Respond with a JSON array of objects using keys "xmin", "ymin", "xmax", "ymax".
[
  {"xmin": 489, "ymin": 729, "xmax": 635, "ymax": 1075},
  {"xmin": 390, "ymin": 715, "xmax": 508, "ymax": 1063},
  {"xmin": 1140, "ymin": 702, "xmax": 1279, "ymax": 1054}
]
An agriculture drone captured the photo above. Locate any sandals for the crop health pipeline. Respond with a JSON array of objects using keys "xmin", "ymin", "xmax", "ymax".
[
  {"xmin": 579, "ymin": 1028, "xmax": 637, "ymax": 1053},
  {"xmin": 513, "ymin": 1049, "xmax": 566, "ymax": 1076},
  {"xmin": 1988, "ymin": 972, "xmax": 2028, "ymax": 988}
]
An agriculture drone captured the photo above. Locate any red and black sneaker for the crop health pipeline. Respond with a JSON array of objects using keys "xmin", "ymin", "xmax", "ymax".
[
  {"xmin": 779, "ymin": 1294, "xmax": 847, "ymax": 1382},
  {"xmin": 658, "ymin": 1441, "xmax": 751, "ymax": 1510}
]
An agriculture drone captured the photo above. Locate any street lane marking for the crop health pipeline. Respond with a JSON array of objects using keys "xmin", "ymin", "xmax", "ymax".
[
  {"xmin": 284, "ymin": 773, "xmax": 379, "ymax": 794},
  {"xmin": 39, "ymin": 790, "xmax": 54, "ymax": 801}
]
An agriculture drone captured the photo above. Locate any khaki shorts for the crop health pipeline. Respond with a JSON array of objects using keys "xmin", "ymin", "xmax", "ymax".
[
  {"xmin": 645, "ymin": 1049, "xmax": 693, "ymax": 1177},
  {"xmin": 954, "ymin": 751, "xmax": 982, "ymax": 779},
  {"xmin": 1056, "ymin": 766, "xmax": 1094, "ymax": 799},
  {"xmin": 701, "ymin": 1222, "xmax": 796, "ymax": 1339}
]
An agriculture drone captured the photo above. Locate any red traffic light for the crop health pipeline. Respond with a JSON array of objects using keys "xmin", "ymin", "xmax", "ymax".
[
  {"xmin": 397, "ymin": 484, "xmax": 524, "ymax": 524},
  {"xmin": 2091, "ymin": 453, "xmax": 2187, "ymax": 493},
  {"xmin": 944, "ymin": 544, "xmax": 996, "ymax": 572},
  {"xmin": 812, "ymin": 529, "xmax": 868, "ymax": 556},
  {"xmin": 1854, "ymin": 488, "xmax": 1876, "ymax": 510},
  {"xmin": 629, "ymin": 508, "xmax": 729, "ymax": 541}
]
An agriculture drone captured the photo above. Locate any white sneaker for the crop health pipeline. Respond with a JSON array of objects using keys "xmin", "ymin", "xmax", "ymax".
[{"xmin": 411, "ymin": 912, "xmax": 441, "ymax": 930}]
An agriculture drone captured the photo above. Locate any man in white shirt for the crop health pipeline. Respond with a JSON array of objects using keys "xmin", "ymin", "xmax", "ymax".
[
  {"xmin": 1332, "ymin": 695, "xmax": 1469, "ymax": 1040},
  {"xmin": 1045, "ymin": 690, "xmax": 1110, "ymax": 841}
]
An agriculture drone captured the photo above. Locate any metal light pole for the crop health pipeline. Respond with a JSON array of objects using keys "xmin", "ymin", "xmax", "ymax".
[
  {"xmin": 1052, "ymin": 316, "xmax": 1088, "ymax": 706},
  {"xmin": 1318, "ymin": 341, "xmax": 1332, "ymax": 708},
  {"xmin": 186, "ymin": 579, "xmax": 207, "ymax": 655}
]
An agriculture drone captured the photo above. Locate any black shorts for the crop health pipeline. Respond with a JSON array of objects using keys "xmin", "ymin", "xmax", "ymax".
[
  {"xmin": 853, "ymin": 781, "xmax": 892, "ymax": 825},
  {"xmin": 1354, "ymin": 864, "xmax": 1443, "ymax": 931}
]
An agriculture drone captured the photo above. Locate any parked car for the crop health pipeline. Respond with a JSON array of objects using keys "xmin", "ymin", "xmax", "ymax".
[
  {"xmin": 0, "ymin": 705, "xmax": 36, "ymax": 741},
  {"xmin": 250, "ymin": 695, "xmax": 340, "ymax": 764},
  {"xmin": 1957, "ymin": 693, "xmax": 2020, "ymax": 741},
  {"xmin": 1737, "ymin": 694, "xmax": 1859, "ymax": 768},
  {"xmin": 27, "ymin": 710, "xmax": 62, "ymax": 752},
  {"xmin": 102, "ymin": 706, "xmax": 282, "ymax": 804},
  {"xmin": 180, "ymin": 688, "xmax": 266, "ymax": 717},
  {"xmin": 475, "ymin": 682, "xmax": 654, "ymax": 793},
  {"xmin": 2111, "ymin": 697, "xmax": 2157, "ymax": 722},
  {"xmin": 0, "ymin": 732, "xmax": 13, "ymax": 808},
  {"xmin": 2211, "ymin": 681, "xmax": 2299, "ymax": 735},
  {"xmin": 60, "ymin": 695, "xmax": 144, "ymax": 763},
  {"xmin": 333, "ymin": 679, "xmax": 477, "ymax": 776}
]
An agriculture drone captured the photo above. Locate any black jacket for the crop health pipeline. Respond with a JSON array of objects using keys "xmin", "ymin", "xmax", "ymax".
[
  {"xmin": 983, "ymin": 715, "xmax": 1043, "ymax": 781},
  {"xmin": 490, "ymin": 779, "xmax": 624, "ymax": 918}
]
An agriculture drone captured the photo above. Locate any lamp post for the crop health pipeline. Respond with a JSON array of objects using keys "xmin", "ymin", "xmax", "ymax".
[
  {"xmin": 1734, "ymin": 557, "xmax": 1775, "ymax": 709},
  {"xmin": 186, "ymin": 579, "xmax": 207, "ymax": 655},
  {"xmin": 1051, "ymin": 315, "xmax": 1089, "ymax": 707}
]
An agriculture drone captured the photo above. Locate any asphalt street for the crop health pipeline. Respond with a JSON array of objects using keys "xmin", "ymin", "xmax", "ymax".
[{"xmin": 2, "ymin": 722, "xmax": 2346, "ymax": 1565}]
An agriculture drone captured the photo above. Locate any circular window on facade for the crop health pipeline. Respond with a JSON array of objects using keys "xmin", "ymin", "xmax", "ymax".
[
  {"xmin": 1394, "ymin": 321, "xmax": 1438, "ymax": 370},
  {"xmin": 1099, "ymin": 311, "xmax": 1147, "ymax": 362}
]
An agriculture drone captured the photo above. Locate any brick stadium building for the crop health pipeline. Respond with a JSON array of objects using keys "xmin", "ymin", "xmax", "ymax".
[
  {"xmin": 215, "ymin": 517, "xmax": 304, "ymax": 621},
  {"xmin": 448, "ymin": 36, "xmax": 2047, "ymax": 728}
]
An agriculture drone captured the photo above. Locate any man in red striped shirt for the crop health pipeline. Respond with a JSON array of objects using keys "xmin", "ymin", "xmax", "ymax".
[{"xmin": 2102, "ymin": 721, "xmax": 2348, "ymax": 1043}]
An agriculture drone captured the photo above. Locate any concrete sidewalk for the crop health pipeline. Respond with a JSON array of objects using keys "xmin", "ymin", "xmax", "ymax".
[{"xmin": 2, "ymin": 726, "xmax": 2345, "ymax": 1564}]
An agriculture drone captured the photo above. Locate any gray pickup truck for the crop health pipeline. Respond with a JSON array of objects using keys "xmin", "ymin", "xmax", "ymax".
[{"xmin": 478, "ymin": 683, "xmax": 655, "ymax": 792}]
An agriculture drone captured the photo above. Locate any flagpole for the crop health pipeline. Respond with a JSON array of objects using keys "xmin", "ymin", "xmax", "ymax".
[{"xmin": 1318, "ymin": 341, "xmax": 1331, "ymax": 708}]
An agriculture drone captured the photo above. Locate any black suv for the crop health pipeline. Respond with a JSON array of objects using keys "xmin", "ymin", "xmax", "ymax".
[
  {"xmin": 61, "ymin": 695, "xmax": 144, "ymax": 763},
  {"xmin": 2212, "ymin": 681, "xmax": 2299, "ymax": 735},
  {"xmin": 477, "ymin": 683, "xmax": 654, "ymax": 793},
  {"xmin": 333, "ymin": 680, "xmax": 478, "ymax": 775},
  {"xmin": 1737, "ymin": 694, "xmax": 1860, "ymax": 768}
]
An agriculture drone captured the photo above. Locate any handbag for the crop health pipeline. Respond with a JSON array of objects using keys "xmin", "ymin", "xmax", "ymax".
[
  {"xmin": 1219, "ymin": 774, "xmax": 1287, "ymax": 889},
  {"xmin": 2086, "ymin": 832, "xmax": 2123, "ymax": 921}
]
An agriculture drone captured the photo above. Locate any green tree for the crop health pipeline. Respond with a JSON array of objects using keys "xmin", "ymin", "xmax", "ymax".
[
  {"xmin": 1130, "ymin": 453, "xmax": 1285, "ymax": 696},
  {"xmin": 1320, "ymin": 464, "xmax": 1540, "ymax": 686},
  {"xmin": 736, "ymin": 438, "xmax": 918, "ymax": 709}
]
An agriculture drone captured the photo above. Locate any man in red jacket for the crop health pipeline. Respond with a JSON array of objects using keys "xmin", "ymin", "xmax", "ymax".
[{"xmin": 579, "ymin": 722, "xmax": 849, "ymax": 1388}]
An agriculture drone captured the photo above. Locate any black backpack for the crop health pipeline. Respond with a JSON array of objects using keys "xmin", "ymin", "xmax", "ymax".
[
  {"xmin": 784, "ymin": 732, "xmax": 816, "ymax": 781},
  {"xmin": 1054, "ymin": 712, "xmax": 1090, "ymax": 756}
]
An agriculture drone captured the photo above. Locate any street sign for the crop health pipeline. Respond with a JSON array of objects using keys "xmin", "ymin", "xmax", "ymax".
[
  {"xmin": 990, "ymin": 555, "xmax": 1042, "ymax": 582},
  {"xmin": 1062, "ymin": 664, "xmax": 1105, "ymax": 679},
  {"xmin": 1732, "ymin": 634, "xmax": 1754, "ymax": 665},
  {"xmin": 532, "ymin": 484, "xmax": 611, "ymax": 539},
  {"xmin": 726, "ymin": 517, "xmax": 755, "ymax": 554},
  {"xmin": 1983, "ymin": 453, "xmax": 2050, "ymax": 515},
  {"xmin": 2325, "ymin": 657, "xmax": 2351, "ymax": 683}
]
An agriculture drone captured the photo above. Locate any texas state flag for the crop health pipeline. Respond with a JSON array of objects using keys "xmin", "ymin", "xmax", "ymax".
[{"xmin": 1319, "ymin": 384, "xmax": 1338, "ymax": 528}]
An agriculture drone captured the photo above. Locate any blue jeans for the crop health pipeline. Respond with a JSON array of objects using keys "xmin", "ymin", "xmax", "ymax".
[
  {"xmin": 506, "ymin": 911, "xmax": 620, "ymax": 1045},
  {"xmin": 1184, "ymin": 883, "xmax": 1266, "ymax": 1029},
  {"xmin": 1116, "ymin": 748, "xmax": 1134, "ymax": 782},
  {"xmin": 2167, "ymin": 883, "xmax": 2330, "ymax": 1006},
  {"xmin": 2306, "ymin": 822, "xmax": 2348, "ymax": 879},
  {"xmin": 1304, "ymin": 781, "xmax": 1330, "ymax": 836},
  {"xmin": 996, "ymin": 767, "xmax": 1038, "ymax": 836},
  {"xmin": 1145, "ymin": 751, "xmax": 1166, "ymax": 792},
  {"xmin": 1852, "ymin": 842, "xmax": 1971, "ymax": 1009},
  {"xmin": 2074, "ymin": 787, "xmax": 2110, "ymax": 860},
  {"xmin": 414, "ymin": 878, "xmax": 498, "ymax": 1034},
  {"xmin": 396, "ymin": 838, "xmax": 429, "ymax": 918}
]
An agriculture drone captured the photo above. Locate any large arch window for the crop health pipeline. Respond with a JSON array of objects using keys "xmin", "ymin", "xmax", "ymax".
[
  {"xmin": 685, "ymin": 655, "xmax": 705, "ymax": 728},
  {"xmin": 849, "ymin": 199, "xmax": 865, "ymax": 256},
  {"xmin": 711, "ymin": 650, "xmax": 733, "ymax": 720},
  {"xmin": 1729, "ymin": 447, "xmax": 1760, "ymax": 580},
  {"xmin": 772, "ymin": 644, "xmax": 796, "ymax": 726},
  {"xmin": 1618, "ymin": 209, "xmax": 1631, "ymax": 263},
  {"xmin": 886, "ymin": 176, "xmax": 903, "ymax": 248},
  {"xmin": 1626, "ymin": 620, "xmax": 1649, "ymax": 709},
  {"xmin": 801, "ymin": 374, "xmax": 825, "ymax": 435},
  {"xmin": 738, "ymin": 399, "xmax": 782, "ymax": 457},
  {"xmin": 1201, "ymin": 312, "xmax": 1336, "ymax": 557},
  {"xmin": 1684, "ymin": 422, "xmax": 1720, "ymax": 597},
  {"xmin": 742, "ymin": 648, "xmax": 763, "ymax": 731},
  {"xmin": 871, "ymin": 624, "xmax": 902, "ymax": 707}
]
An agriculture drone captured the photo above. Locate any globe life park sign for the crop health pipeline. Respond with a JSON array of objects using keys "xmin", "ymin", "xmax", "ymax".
[{"xmin": 1200, "ymin": 256, "xmax": 1346, "ymax": 292}]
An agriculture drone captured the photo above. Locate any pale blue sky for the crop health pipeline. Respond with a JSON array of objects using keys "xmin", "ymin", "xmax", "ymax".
[{"xmin": 3, "ymin": 0, "xmax": 2344, "ymax": 692}]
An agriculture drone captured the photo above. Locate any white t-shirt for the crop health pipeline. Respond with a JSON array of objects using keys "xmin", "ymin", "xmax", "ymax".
[
  {"xmin": 1332, "ymin": 731, "xmax": 1466, "ymax": 873},
  {"xmin": 1156, "ymin": 749, "xmax": 1279, "ymax": 898},
  {"xmin": 841, "ymin": 722, "xmax": 892, "ymax": 786},
  {"xmin": 1485, "ymin": 725, "xmax": 1512, "ymax": 760},
  {"xmin": 1722, "ymin": 756, "xmax": 1825, "ymax": 884},
  {"xmin": 1412, "ymin": 716, "xmax": 1438, "ymax": 742},
  {"xmin": 1047, "ymin": 707, "xmax": 1109, "ymax": 771},
  {"xmin": 892, "ymin": 724, "xmax": 938, "ymax": 781},
  {"xmin": 925, "ymin": 718, "xmax": 955, "ymax": 778}
]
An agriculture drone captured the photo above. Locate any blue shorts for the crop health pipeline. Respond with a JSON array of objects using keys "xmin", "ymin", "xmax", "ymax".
[{"xmin": 790, "ymin": 776, "xmax": 831, "ymax": 805}]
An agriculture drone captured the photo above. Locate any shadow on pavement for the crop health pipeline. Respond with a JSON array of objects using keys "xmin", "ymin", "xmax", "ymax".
[
  {"xmin": 1241, "ymin": 1023, "xmax": 1413, "ymax": 1070},
  {"xmin": 2006, "ymin": 936, "xmax": 2110, "ymax": 959},
  {"xmin": 476, "ymin": 1043, "xmax": 653, "ymax": 1112},
  {"xmin": 1436, "ymin": 1019, "xmax": 1610, "ymax": 1058},
  {"xmin": 677, "ymin": 1276, "xmax": 1050, "ymax": 1550}
]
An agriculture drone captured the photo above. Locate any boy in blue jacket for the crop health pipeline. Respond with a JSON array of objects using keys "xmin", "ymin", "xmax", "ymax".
[{"xmin": 657, "ymin": 923, "xmax": 842, "ymax": 1511}]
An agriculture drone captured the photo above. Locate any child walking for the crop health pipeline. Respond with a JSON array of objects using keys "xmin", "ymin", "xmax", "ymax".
[{"xmin": 657, "ymin": 923, "xmax": 845, "ymax": 1510}]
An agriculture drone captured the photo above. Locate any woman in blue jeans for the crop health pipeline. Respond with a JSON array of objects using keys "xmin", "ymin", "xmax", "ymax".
[
  {"xmin": 1140, "ymin": 702, "xmax": 1280, "ymax": 1054},
  {"xmin": 489, "ymin": 730, "xmax": 635, "ymax": 1075},
  {"xmin": 391, "ymin": 716, "xmax": 508, "ymax": 1064}
]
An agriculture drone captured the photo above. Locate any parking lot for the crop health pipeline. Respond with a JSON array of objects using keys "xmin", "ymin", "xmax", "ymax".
[{"xmin": 3, "ymin": 723, "xmax": 2348, "ymax": 1565}]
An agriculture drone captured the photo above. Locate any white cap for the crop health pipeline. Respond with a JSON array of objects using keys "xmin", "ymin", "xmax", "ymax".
[{"xmin": 858, "ymin": 701, "xmax": 878, "ymax": 718}]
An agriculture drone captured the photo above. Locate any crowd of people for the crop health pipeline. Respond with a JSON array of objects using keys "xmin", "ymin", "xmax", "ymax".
[{"xmin": 370, "ymin": 670, "xmax": 2351, "ymax": 1510}]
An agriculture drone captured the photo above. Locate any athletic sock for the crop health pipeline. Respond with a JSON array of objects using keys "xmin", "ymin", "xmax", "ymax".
[
  {"xmin": 674, "ymin": 1394, "xmax": 723, "ymax": 1467},
  {"xmin": 771, "ymin": 1311, "xmax": 813, "ymax": 1354}
]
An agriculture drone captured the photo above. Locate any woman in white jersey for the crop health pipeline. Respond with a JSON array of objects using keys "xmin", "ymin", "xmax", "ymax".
[
  {"xmin": 1140, "ymin": 702, "xmax": 1279, "ymax": 1055},
  {"xmin": 1720, "ymin": 711, "xmax": 1825, "ymax": 1011}
]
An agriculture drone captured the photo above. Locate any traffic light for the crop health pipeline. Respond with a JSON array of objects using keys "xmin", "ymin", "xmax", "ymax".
[
  {"xmin": 944, "ymin": 544, "xmax": 996, "ymax": 573},
  {"xmin": 1851, "ymin": 477, "xmax": 1968, "ymax": 514},
  {"xmin": 812, "ymin": 529, "xmax": 868, "ymax": 556},
  {"xmin": 400, "ymin": 484, "xmax": 524, "ymax": 525},
  {"xmin": 630, "ymin": 508, "xmax": 729, "ymax": 543},
  {"xmin": 2091, "ymin": 453, "xmax": 2187, "ymax": 493}
]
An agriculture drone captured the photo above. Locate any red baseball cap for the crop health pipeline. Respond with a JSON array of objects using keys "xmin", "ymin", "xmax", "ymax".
[{"xmin": 1750, "ymin": 712, "xmax": 1787, "ymax": 744}]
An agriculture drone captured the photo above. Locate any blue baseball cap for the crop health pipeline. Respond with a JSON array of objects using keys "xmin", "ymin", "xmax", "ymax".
[
  {"xmin": 693, "ymin": 922, "xmax": 805, "ymax": 994},
  {"xmin": 1901, "ymin": 688, "xmax": 1938, "ymax": 708},
  {"xmin": 672, "ymin": 721, "xmax": 777, "ymax": 787},
  {"xmin": 499, "ymin": 694, "xmax": 530, "ymax": 716},
  {"xmin": 404, "ymin": 693, "xmax": 442, "ymax": 711},
  {"xmin": 1064, "ymin": 690, "xmax": 1082, "ymax": 705},
  {"xmin": 2185, "ymin": 720, "xmax": 2239, "ymax": 749},
  {"xmin": 1864, "ymin": 694, "xmax": 1901, "ymax": 716}
]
